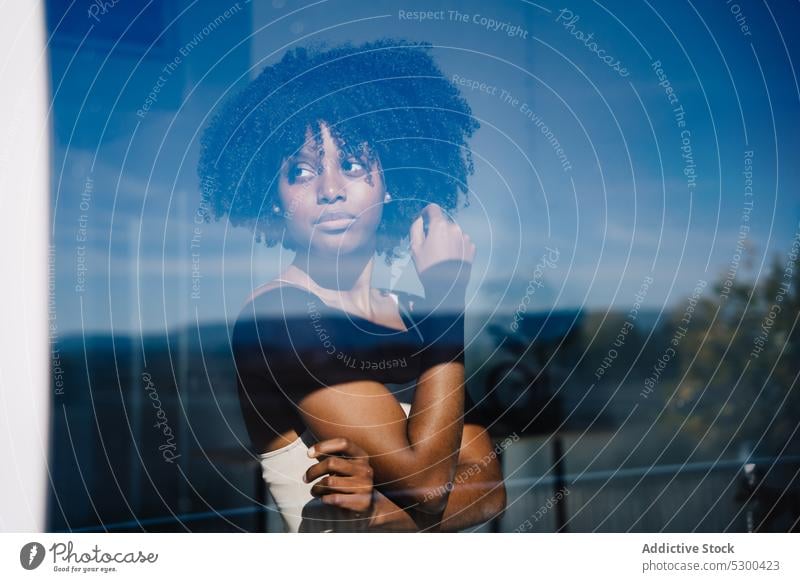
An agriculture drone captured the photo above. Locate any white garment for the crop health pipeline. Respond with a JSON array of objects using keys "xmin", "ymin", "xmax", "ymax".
[{"xmin": 259, "ymin": 402, "xmax": 412, "ymax": 532}]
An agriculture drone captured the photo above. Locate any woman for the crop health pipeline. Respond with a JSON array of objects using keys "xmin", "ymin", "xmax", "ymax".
[{"xmin": 199, "ymin": 40, "xmax": 506, "ymax": 531}]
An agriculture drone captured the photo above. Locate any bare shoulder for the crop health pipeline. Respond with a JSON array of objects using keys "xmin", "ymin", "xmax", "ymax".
[
  {"xmin": 243, "ymin": 277, "xmax": 308, "ymax": 308},
  {"xmin": 244, "ymin": 280, "xmax": 283, "ymax": 306}
]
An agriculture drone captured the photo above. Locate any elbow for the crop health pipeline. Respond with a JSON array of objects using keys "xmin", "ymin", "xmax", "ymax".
[
  {"xmin": 411, "ymin": 467, "xmax": 459, "ymax": 513},
  {"xmin": 379, "ymin": 472, "xmax": 453, "ymax": 514},
  {"xmin": 486, "ymin": 480, "xmax": 507, "ymax": 522},
  {"xmin": 413, "ymin": 481, "xmax": 454, "ymax": 514},
  {"xmin": 413, "ymin": 472, "xmax": 508, "ymax": 518}
]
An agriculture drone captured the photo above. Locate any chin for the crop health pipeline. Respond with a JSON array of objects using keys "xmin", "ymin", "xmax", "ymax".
[{"xmin": 307, "ymin": 233, "xmax": 374, "ymax": 258}]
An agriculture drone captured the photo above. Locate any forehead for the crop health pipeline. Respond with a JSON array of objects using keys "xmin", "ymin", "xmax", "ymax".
[{"xmin": 291, "ymin": 124, "xmax": 372, "ymax": 160}]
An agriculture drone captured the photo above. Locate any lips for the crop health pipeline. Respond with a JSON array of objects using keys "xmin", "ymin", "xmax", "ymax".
[
  {"xmin": 316, "ymin": 211, "xmax": 356, "ymax": 224},
  {"xmin": 314, "ymin": 212, "xmax": 358, "ymax": 232}
]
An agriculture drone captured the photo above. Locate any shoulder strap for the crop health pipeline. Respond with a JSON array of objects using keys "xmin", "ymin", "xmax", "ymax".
[
  {"xmin": 389, "ymin": 289, "xmax": 412, "ymax": 315},
  {"xmin": 383, "ymin": 288, "xmax": 425, "ymax": 341}
]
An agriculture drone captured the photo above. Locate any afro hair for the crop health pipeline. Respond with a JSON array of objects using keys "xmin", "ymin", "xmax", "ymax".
[{"xmin": 197, "ymin": 38, "xmax": 479, "ymax": 263}]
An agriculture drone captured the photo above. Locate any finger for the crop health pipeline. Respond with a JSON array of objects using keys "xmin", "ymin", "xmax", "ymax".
[
  {"xmin": 322, "ymin": 492, "xmax": 373, "ymax": 513},
  {"xmin": 422, "ymin": 203, "xmax": 445, "ymax": 225},
  {"xmin": 410, "ymin": 214, "xmax": 425, "ymax": 250},
  {"xmin": 335, "ymin": 438, "xmax": 368, "ymax": 459},
  {"xmin": 304, "ymin": 456, "xmax": 357, "ymax": 483},
  {"xmin": 309, "ymin": 437, "xmax": 368, "ymax": 460},
  {"xmin": 310, "ymin": 475, "xmax": 371, "ymax": 497}
]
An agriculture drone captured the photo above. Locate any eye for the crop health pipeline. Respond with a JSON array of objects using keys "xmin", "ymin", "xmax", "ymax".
[
  {"xmin": 287, "ymin": 162, "xmax": 315, "ymax": 184},
  {"xmin": 341, "ymin": 158, "xmax": 367, "ymax": 177}
]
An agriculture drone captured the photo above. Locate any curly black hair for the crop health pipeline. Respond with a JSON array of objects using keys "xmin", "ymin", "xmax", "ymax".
[{"xmin": 197, "ymin": 39, "xmax": 479, "ymax": 263}]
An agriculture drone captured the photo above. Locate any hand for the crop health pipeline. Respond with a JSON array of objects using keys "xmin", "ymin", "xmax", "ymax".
[
  {"xmin": 410, "ymin": 204, "xmax": 476, "ymax": 308},
  {"xmin": 305, "ymin": 437, "xmax": 375, "ymax": 519},
  {"xmin": 410, "ymin": 203, "xmax": 476, "ymax": 276}
]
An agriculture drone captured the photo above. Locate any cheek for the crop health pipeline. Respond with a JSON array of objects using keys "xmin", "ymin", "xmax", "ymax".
[
  {"xmin": 277, "ymin": 184, "xmax": 303, "ymax": 216},
  {"xmin": 275, "ymin": 187, "xmax": 311, "ymax": 246},
  {"xmin": 278, "ymin": 184, "xmax": 316, "ymax": 225},
  {"xmin": 350, "ymin": 178, "xmax": 385, "ymax": 222},
  {"xmin": 358, "ymin": 197, "xmax": 383, "ymax": 226}
]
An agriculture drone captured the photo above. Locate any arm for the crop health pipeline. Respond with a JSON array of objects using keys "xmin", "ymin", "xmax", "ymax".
[
  {"xmin": 296, "ymin": 370, "xmax": 464, "ymax": 514},
  {"xmin": 361, "ymin": 423, "xmax": 507, "ymax": 532},
  {"xmin": 300, "ymin": 437, "xmax": 420, "ymax": 532},
  {"xmin": 434, "ymin": 423, "xmax": 507, "ymax": 531},
  {"xmin": 305, "ymin": 424, "xmax": 506, "ymax": 532}
]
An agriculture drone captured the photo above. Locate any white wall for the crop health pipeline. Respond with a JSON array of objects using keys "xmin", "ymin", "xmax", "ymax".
[{"xmin": 0, "ymin": 0, "xmax": 51, "ymax": 532}]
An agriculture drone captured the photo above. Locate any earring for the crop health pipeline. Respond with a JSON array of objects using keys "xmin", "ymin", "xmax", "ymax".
[
  {"xmin": 272, "ymin": 204, "xmax": 282, "ymax": 215},
  {"xmin": 384, "ymin": 193, "xmax": 392, "ymax": 203}
]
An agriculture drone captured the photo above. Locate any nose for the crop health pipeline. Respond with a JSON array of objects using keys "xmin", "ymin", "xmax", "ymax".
[{"xmin": 317, "ymin": 166, "xmax": 346, "ymax": 205}]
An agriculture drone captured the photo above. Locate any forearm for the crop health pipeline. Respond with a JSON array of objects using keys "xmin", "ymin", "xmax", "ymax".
[
  {"xmin": 297, "ymin": 375, "xmax": 466, "ymax": 514},
  {"xmin": 402, "ymin": 361, "xmax": 465, "ymax": 510},
  {"xmin": 403, "ymin": 260, "xmax": 470, "ymax": 510},
  {"xmin": 435, "ymin": 427, "xmax": 514, "ymax": 531},
  {"xmin": 435, "ymin": 462, "xmax": 506, "ymax": 532},
  {"xmin": 369, "ymin": 462, "xmax": 506, "ymax": 532}
]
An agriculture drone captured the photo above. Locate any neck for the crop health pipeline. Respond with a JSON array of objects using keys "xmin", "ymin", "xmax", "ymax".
[{"xmin": 288, "ymin": 247, "xmax": 376, "ymax": 313}]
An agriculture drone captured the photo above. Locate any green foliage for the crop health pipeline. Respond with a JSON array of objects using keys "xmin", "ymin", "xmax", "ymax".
[{"xmin": 668, "ymin": 247, "xmax": 799, "ymax": 457}]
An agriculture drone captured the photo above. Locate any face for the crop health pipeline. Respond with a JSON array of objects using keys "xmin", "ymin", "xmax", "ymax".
[{"xmin": 277, "ymin": 123, "xmax": 386, "ymax": 258}]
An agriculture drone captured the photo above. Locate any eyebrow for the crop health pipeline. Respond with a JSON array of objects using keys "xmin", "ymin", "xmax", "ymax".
[{"xmin": 285, "ymin": 151, "xmax": 317, "ymax": 164}]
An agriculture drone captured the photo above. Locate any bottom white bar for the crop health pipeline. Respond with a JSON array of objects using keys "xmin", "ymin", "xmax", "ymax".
[{"xmin": 1, "ymin": 533, "xmax": 796, "ymax": 581}]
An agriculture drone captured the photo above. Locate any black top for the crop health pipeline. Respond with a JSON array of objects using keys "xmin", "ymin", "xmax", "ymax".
[
  {"xmin": 231, "ymin": 284, "xmax": 480, "ymax": 448},
  {"xmin": 233, "ymin": 285, "xmax": 425, "ymax": 391}
]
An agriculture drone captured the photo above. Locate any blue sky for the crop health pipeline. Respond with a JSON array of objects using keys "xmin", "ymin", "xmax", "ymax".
[{"xmin": 48, "ymin": 0, "xmax": 800, "ymax": 333}]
